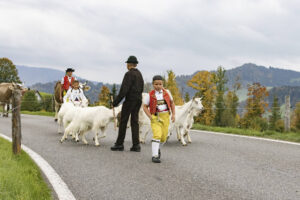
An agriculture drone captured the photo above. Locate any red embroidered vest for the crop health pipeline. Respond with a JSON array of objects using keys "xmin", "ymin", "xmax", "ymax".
[
  {"xmin": 149, "ymin": 89, "xmax": 171, "ymax": 115},
  {"xmin": 63, "ymin": 76, "xmax": 75, "ymax": 91}
]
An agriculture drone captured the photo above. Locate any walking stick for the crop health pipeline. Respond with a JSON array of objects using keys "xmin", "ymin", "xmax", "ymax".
[{"xmin": 111, "ymin": 95, "xmax": 117, "ymax": 131}]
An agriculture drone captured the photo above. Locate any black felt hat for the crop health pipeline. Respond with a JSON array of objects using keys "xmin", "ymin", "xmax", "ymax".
[
  {"xmin": 125, "ymin": 56, "xmax": 138, "ymax": 64},
  {"xmin": 66, "ymin": 68, "xmax": 75, "ymax": 72}
]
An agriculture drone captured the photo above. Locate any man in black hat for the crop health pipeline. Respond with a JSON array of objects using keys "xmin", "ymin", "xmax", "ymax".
[
  {"xmin": 111, "ymin": 56, "xmax": 144, "ymax": 152},
  {"xmin": 60, "ymin": 68, "xmax": 76, "ymax": 102}
]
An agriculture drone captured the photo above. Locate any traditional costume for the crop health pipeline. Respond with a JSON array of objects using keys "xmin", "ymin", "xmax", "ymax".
[
  {"xmin": 144, "ymin": 88, "xmax": 173, "ymax": 162},
  {"xmin": 61, "ymin": 68, "xmax": 76, "ymax": 96}
]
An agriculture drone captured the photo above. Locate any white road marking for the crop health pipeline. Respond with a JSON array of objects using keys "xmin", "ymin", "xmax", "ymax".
[
  {"xmin": 191, "ymin": 129, "xmax": 300, "ymax": 146},
  {"xmin": 0, "ymin": 133, "xmax": 76, "ymax": 200}
]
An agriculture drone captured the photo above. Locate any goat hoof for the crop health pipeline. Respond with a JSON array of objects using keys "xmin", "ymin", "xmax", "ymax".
[
  {"xmin": 188, "ymin": 141, "xmax": 192, "ymax": 144},
  {"xmin": 95, "ymin": 144, "xmax": 100, "ymax": 147},
  {"xmin": 182, "ymin": 143, "xmax": 187, "ymax": 146},
  {"xmin": 76, "ymin": 140, "xmax": 79, "ymax": 143},
  {"xmin": 54, "ymin": 119, "xmax": 58, "ymax": 122},
  {"xmin": 92, "ymin": 137, "xmax": 95, "ymax": 141},
  {"xmin": 60, "ymin": 139, "xmax": 64, "ymax": 143}
]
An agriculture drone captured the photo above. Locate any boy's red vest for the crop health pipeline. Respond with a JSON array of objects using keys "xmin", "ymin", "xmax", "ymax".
[
  {"xmin": 149, "ymin": 89, "xmax": 171, "ymax": 115},
  {"xmin": 62, "ymin": 76, "xmax": 75, "ymax": 91}
]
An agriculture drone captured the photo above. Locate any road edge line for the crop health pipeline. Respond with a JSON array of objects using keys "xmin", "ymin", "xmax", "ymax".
[
  {"xmin": 0, "ymin": 133, "xmax": 76, "ymax": 200},
  {"xmin": 191, "ymin": 129, "xmax": 300, "ymax": 146}
]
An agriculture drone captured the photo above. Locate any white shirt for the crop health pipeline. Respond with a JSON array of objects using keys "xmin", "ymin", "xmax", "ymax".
[
  {"xmin": 63, "ymin": 88, "xmax": 87, "ymax": 103},
  {"xmin": 61, "ymin": 76, "xmax": 76, "ymax": 84},
  {"xmin": 144, "ymin": 89, "xmax": 173, "ymax": 112}
]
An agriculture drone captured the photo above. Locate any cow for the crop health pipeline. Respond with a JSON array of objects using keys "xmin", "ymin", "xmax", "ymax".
[{"xmin": 0, "ymin": 82, "xmax": 27, "ymax": 117}]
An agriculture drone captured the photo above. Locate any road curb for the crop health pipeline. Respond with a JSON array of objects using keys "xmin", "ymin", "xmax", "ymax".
[
  {"xmin": 0, "ymin": 133, "xmax": 76, "ymax": 200},
  {"xmin": 191, "ymin": 129, "xmax": 300, "ymax": 146}
]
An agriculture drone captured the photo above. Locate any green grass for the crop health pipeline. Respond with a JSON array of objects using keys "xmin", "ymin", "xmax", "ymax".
[
  {"xmin": 0, "ymin": 137, "xmax": 52, "ymax": 200},
  {"xmin": 21, "ymin": 111, "xmax": 55, "ymax": 117},
  {"xmin": 193, "ymin": 124, "xmax": 300, "ymax": 143}
]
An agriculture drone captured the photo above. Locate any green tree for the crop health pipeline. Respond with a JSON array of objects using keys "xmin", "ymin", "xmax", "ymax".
[
  {"xmin": 269, "ymin": 94, "xmax": 281, "ymax": 130},
  {"xmin": 21, "ymin": 90, "xmax": 41, "ymax": 111},
  {"xmin": 184, "ymin": 92, "xmax": 190, "ymax": 102},
  {"xmin": 241, "ymin": 82, "xmax": 269, "ymax": 130},
  {"xmin": 98, "ymin": 86, "xmax": 110, "ymax": 107},
  {"xmin": 213, "ymin": 66, "xmax": 227, "ymax": 126},
  {"xmin": 111, "ymin": 84, "xmax": 117, "ymax": 100},
  {"xmin": 165, "ymin": 70, "xmax": 184, "ymax": 105},
  {"xmin": 0, "ymin": 58, "xmax": 21, "ymax": 83}
]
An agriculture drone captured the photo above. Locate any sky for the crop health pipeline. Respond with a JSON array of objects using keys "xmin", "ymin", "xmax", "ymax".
[{"xmin": 0, "ymin": 0, "xmax": 300, "ymax": 84}]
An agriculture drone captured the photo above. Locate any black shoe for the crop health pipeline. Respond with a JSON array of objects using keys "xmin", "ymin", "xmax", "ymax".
[
  {"xmin": 111, "ymin": 144, "xmax": 124, "ymax": 151},
  {"xmin": 130, "ymin": 144, "xmax": 141, "ymax": 152},
  {"xmin": 152, "ymin": 156, "xmax": 161, "ymax": 163},
  {"xmin": 158, "ymin": 149, "xmax": 161, "ymax": 159}
]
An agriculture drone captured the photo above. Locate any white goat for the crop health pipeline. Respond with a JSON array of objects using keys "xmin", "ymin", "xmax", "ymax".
[
  {"xmin": 60, "ymin": 105, "xmax": 122, "ymax": 146},
  {"xmin": 57, "ymin": 99, "xmax": 89, "ymax": 135},
  {"xmin": 169, "ymin": 97, "xmax": 203, "ymax": 146}
]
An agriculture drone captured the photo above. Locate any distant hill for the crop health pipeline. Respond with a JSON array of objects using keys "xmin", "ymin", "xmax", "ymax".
[
  {"xmin": 175, "ymin": 63, "xmax": 300, "ymax": 97},
  {"xmin": 16, "ymin": 65, "xmax": 65, "ymax": 86}
]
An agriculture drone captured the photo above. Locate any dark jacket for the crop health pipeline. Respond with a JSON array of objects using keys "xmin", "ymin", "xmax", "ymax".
[{"xmin": 113, "ymin": 68, "xmax": 144, "ymax": 106}]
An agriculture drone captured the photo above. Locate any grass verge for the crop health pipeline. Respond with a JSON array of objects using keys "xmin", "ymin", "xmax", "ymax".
[
  {"xmin": 193, "ymin": 124, "xmax": 300, "ymax": 143},
  {"xmin": 0, "ymin": 137, "xmax": 52, "ymax": 200},
  {"xmin": 21, "ymin": 111, "xmax": 55, "ymax": 117}
]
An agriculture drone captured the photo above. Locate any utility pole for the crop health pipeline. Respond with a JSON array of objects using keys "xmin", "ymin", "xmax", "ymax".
[
  {"xmin": 12, "ymin": 88, "xmax": 22, "ymax": 154},
  {"xmin": 285, "ymin": 95, "xmax": 290, "ymax": 132}
]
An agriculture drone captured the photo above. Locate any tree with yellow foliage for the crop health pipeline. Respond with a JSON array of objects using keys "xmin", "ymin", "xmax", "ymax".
[
  {"xmin": 187, "ymin": 71, "xmax": 216, "ymax": 125},
  {"xmin": 98, "ymin": 86, "xmax": 111, "ymax": 108},
  {"xmin": 165, "ymin": 70, "xmax": 184, "ymax": 105}
]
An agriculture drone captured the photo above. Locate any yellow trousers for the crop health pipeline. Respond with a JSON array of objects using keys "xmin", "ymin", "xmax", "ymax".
[{"xmin": 151, "ymin": 112, "xmax": 170, "ymax": 143}]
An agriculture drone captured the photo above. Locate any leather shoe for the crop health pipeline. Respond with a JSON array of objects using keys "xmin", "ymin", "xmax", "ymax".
[
  {"xmin": 152, "ymin": 156, "xmax": 161, "ymax": 163},
  {"xmin": 111, "ymin": 144, "xmax": 124, "ymax": 151},
  {"xmin": 130, "ymin": 144, "xmax": 141, "ymax": 152}
]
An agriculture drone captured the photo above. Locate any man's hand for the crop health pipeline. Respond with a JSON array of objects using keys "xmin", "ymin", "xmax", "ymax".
[
  {"xmin": 171, "ymin": 114, "xmax": 175, "ymax": 123},
  {"xmin": 60, "ymin": 96, "xmax": 63, "ymax": 102}
]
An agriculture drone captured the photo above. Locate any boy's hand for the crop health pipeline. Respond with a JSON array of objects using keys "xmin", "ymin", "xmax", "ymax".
[{"xmin": 171, "ymin": 114, "xmax": 175, "ymax": 123}]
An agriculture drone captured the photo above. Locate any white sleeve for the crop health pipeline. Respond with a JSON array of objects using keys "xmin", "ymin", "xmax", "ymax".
[
  {"xmin": 80, "ymin": 89, "xmax": 87, "ymax": 100},
  {"xmin": 61, "ymin": 77, "xmax": 64, "ymax": 84},
  {"xmin": 143, "ymin": 93, "xmax": 150, "ymax": 106},
  {"xmin": 63, "ymin": 89, "xmax": 71, "ymax": 102},
  {"xmin": 166, "ymin": 89, "xmax": 173, "ymax": 101}
]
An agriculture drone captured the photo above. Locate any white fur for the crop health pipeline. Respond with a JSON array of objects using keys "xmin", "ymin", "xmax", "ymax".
[{"xmin": 60, "ymin": 105, "xmax": 122, "ymax": 146}]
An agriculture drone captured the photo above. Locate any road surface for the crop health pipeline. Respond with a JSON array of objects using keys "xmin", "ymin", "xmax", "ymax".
[{"xmin": 0, "ymin": 114, "xmax": 299, "ymax": 200}]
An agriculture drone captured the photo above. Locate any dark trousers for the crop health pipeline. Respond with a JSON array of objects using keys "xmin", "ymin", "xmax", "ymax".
[{"xmin": 116, "ymin": 99, "xmax": 142, "ymax": 146}]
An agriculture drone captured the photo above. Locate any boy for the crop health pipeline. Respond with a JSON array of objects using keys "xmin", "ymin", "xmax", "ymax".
[
  {"xmin": 60, "ymin": 68, "xmax": 76, "ymax": 102},
  {"xmin": 143, "ymin": 75, "xmax": 175, "ymax": 163},
  {"xmin": 63, "ymin": 80, "xmax": 87, "ymax": 106}
]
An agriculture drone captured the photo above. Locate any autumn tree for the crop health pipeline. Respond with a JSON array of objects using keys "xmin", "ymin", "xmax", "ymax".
[
  {"xmin": 165, "ymin": 70, "xmax": 184, "ymax": 105},
  {"xmin": 0, "ymin": 58, "xmax": 21, "ymax": 83},
  {"xmin": 98, "ymin": 86, "xmax": 110, "ymax": 107},
  {"xmin": 269, "ymin": 94, "xmax": 281, "ymax": 130},
  {"xmin": 187, "ymin": 71, "xmax": 216, "ymax": 125},
  {"xmin": 241, "ymin": 82, "xmax": 269, "ymax": 130},
  {"xmin": 292, "ymin": 102, "xmax": 300, "ymax": 130},
  {"xmin": 213, "ymin": 66, "xmax": 227, "ymax": 126}
]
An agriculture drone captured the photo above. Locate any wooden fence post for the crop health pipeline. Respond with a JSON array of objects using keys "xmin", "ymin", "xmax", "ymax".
[
  {"xmin": 284, "ymin": 95, "xmax": 291, "ymax": 132},
  {"xmin": 12, "ymin": 89, "xmax": 22, "ymax": 154}
]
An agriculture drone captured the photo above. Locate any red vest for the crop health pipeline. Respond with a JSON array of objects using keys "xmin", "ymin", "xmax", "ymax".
[
  {"xmin": 149, "ymin": 89, "xmax": 171, "ymax": 115},
  {"xmin": 63, "ymin": 76, "xmax": 75, "ymax": 91}
]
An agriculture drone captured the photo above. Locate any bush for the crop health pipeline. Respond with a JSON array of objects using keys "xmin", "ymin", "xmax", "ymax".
[
  {"xmin": 274, "ymin": 119, "xmax": 284, "ymax": 133},
  {"xmin": 21, "ymin": 91, "xmax": 41, "ymax": 111}
]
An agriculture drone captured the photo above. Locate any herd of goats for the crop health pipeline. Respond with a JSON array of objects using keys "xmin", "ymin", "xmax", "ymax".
[
  {"xmin": 55, "ymin": 81, "xmax": 204, "ymax": 146},
  {"xmin": 0, "ymin": 81, "xmax": 203, "ymax": 146}
]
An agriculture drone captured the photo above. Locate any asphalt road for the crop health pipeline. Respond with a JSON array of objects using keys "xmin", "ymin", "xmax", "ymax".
[{"xmin": 0, "ymin": 114, "xmax": 300, "ymax": 200}]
